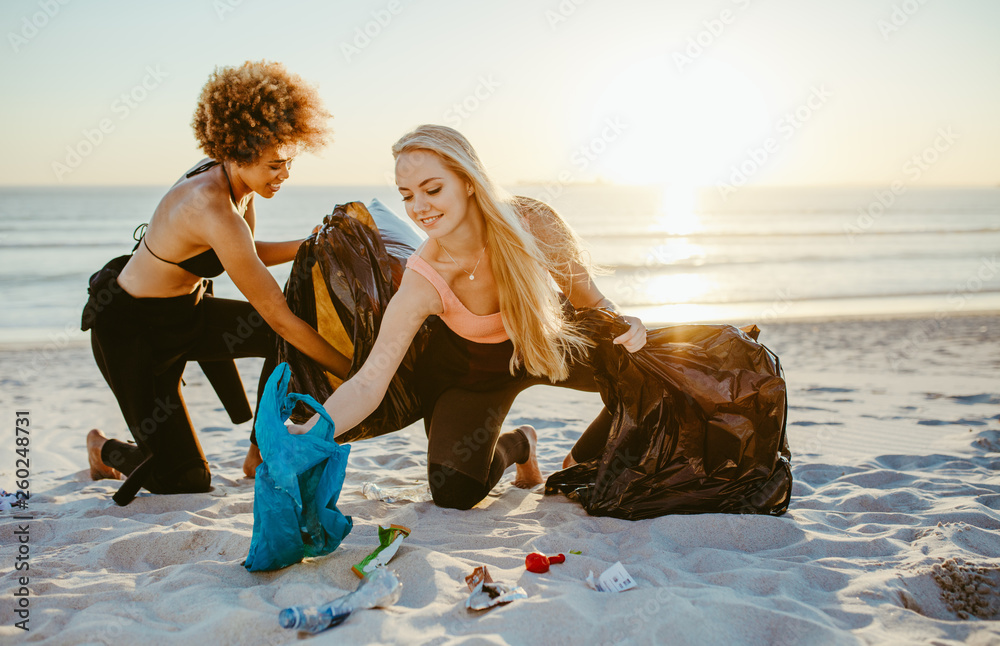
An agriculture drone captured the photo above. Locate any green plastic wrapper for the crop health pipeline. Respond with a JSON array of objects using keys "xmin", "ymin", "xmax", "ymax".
[{"xmin": 352, "ymin": 524, "xmax": 410, "ymax": 578}]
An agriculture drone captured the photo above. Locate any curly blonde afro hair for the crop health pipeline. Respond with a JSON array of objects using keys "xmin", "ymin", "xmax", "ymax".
[{"xmin": 191, "ymin": 60, "xmax": 331, "ymax": 165}]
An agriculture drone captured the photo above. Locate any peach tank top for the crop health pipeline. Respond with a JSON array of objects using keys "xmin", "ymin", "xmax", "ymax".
[{"xmin": 406, "ymin": 253, "xmax": 509, "ymax": 344}]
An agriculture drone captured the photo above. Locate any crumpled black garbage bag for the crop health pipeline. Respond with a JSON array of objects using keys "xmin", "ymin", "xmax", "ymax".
[
  {"xmin": 545, "ymin": 308, "xmax": 792, "ymax": 520},
  {"xmin": 276, "ymin": 199, "xmax": 431, "ymax": 442}
]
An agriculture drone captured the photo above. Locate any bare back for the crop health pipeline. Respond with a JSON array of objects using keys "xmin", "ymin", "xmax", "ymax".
[{"xmin": 116, "ymin": 159, "xmax": 252, "ymax": 298}]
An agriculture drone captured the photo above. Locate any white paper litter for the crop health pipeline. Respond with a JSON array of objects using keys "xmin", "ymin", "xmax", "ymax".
[{"xmin": 586, "ymin": 562, "xmax": 637, "ymax": 593}]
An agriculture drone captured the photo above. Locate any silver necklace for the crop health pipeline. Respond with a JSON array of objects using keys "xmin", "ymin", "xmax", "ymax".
[{"xmin": 440, "ymin": 243, "xmax": 487, "ymax": 280}]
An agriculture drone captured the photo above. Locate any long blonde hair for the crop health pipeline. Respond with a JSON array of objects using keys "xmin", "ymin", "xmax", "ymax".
[{"xmin": 392, "ymin": 125, "xmax": 592, "ymax": 382}]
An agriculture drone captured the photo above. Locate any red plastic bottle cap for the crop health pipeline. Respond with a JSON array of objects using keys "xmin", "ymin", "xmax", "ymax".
[
  {"xmin": 525, "ymin": 553, "xmax": 550, "ymax": 573},
  {"xmin": 525, "ymin": 552, "xmax": 567, "ymax": 573}
]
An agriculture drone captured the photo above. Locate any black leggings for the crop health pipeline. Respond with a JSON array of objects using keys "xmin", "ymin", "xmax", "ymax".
[
  {"xmin": 423, "ymin": 362, "xmax": 613, "ymax": 511},
  {"xmin": 91, "ymin": 282, "xmax": 273, "ymax": 494}
]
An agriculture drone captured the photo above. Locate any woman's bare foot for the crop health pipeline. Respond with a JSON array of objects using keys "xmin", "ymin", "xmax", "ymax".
[
  {"xmin": 243, "ymin": 444, "xmax": 262, "ymax": 479},
  {"xmin": 513, "ymin": 425, "xmax": 544, "ymax": 488},
  {"xmin": 87, "ymin": 429, "xmax": 122, "ymax": 480},
  {"xmin": 562, "ymin": 452, "xmax": 578, "ymax": 469}
]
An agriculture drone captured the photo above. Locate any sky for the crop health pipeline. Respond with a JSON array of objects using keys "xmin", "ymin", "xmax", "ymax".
[{"xmin": 2, "ymin": 0, "xmax": 999, "ymax": 189}]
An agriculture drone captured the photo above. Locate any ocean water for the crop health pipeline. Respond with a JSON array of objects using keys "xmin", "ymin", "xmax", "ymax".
[{"xmin": 1, "ymin": 184, "xmax": 998, "ymax": 346}]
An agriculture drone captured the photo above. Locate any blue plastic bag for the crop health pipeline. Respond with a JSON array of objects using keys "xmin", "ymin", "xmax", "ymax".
[{"xmin": 245, "ymin": 362, "xmax": 353, "ymax": 572}]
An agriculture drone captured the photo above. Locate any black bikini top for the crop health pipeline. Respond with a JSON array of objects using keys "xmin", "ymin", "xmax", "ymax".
[{"xmin": 133, "ymin": 160, "xmax": 245, "ymax": 278}]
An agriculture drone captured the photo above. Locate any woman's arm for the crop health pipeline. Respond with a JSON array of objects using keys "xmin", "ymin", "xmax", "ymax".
[
  {"xmin": 242, "ymin": 195, "xmax": 313, "ymax": 266},
  {"xmin": 291, "ymin": 269, "xmax": 442, "ymax": 437},
  {"xmin": 255, "ymin": 239, "xmax": 308, "ymax": 266},
  {"xmin": 200, "ymin": 208, "xmax": 351, "ymax": 376},
  {"xmin": 557, "ymin": 256, "xmax": 646, "ymax": 353},
  {"xmin": 520, "ymin": 198, "xmax": 647, "ymax": 353}
]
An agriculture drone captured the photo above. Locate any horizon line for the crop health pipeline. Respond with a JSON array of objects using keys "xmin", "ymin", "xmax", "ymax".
[{"xmin": 1, "ymin": 182, "xmax": 999, "ymax": 190}]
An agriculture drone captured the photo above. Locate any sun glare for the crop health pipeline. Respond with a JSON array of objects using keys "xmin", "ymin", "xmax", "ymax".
[
  {"xmin": 642, "ymin": 272, "xmax": 713, "ymax": 306},
  {"xmin": 588, "ymin": 55, "xmax": 770, "ymax": 188},
  {"xmin": 659, "ymin": 184, "xmax": 702, "ymax": 235}
]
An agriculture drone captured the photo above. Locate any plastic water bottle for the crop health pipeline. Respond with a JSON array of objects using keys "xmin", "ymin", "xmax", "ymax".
[
  {"xmin": 278, "ymin": 605, "xmax": 349, "ymax": 634},
  {"xmin": 278, "ymin": 567, "xmax": 402, "ymax": 634},
  {"xmin": 361, "ymin": 481, "xmax": 433, "ymax": 503}
]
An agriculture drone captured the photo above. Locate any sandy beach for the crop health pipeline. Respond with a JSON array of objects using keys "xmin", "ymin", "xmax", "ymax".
[
  {"xmin": 3, "ymin": 0, "xmax": 998, "ymax": 642},
  {"xmin": 1, "ymin": 312, "xmax": 998, "ymax": 645}
]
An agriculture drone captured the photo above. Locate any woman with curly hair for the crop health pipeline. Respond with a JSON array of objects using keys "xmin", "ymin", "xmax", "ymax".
[
  {"xmin": 84, "ymin": 61, "xmax": 349, "ymax": 503},
  {"xmin": 286, "ymin": 125, "xmax": 647, "ymax": 510}
]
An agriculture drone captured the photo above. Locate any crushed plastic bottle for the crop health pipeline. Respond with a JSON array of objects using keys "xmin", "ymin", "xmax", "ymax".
[
  {"xmin": 279, "ymin": 567, "xmax": 402, "ymax": 634},
  {"xmin": 361, "ymin": 481, "xmax": 433, "ymax": 503},
  {"xmin": 279, "ymin": 604, "xmax": 345, "ymax": 633}
]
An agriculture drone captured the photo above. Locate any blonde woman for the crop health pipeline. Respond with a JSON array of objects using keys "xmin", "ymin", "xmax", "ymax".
[{"xmin": 289, "ymin": 125, "xmax": 646, "ymax": 509}]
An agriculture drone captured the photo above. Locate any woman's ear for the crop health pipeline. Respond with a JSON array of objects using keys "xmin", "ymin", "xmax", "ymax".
[{"xmin": 466, "ymin": 183, "xmax": 474, "ymax": 197}]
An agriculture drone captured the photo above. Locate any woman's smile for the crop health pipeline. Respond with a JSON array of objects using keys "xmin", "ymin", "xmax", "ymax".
[{"xmin": 418, "ymin": 213, "xmax": 443, "ymax": 227}]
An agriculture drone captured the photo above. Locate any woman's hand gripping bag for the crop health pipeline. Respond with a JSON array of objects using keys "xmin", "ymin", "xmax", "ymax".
[
  {"xmin": 276, "ymin": 199, "xmax": 430, "ymax": 441},
  {"xmin": 245, "ymin": 362, "xmax": 353, "ymax": 572}
]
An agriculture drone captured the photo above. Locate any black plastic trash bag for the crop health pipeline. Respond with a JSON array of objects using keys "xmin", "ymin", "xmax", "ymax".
[
  {"xmin": 277, "ymin": 199, "xmax": 431, "ymax": 442},
  {"xmin": 545, "ymin": 309, "xmax": 791, "ymax": 520}
]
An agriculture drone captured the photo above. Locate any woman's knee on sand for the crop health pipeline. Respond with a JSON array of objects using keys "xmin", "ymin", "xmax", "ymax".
[{"xmin": 427, "ymin": 463, "xmax": 489, "ymax": 510}]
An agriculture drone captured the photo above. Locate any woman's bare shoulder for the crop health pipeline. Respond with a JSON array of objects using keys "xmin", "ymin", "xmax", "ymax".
[
  {"xmin": 512, "ymin": 195, "xmax": 557, "ymax": 222},
  {"xmin": 166, "ymin": 167, "xmax": 234, "ymax": 220},
  {"xmin": 166, "ymin": 157, "xmax": 214, "ymax": 188},
  {"xmin": 399, "ymin": 262, "xmax": 445, "ymax": 317},
  {"xmin": 148, "ymin": 169, "xmax": 240, "ymax": 248},
  {"xmin": 512, "ymin": 195, "xmax": 575, "ymax": 247}
]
